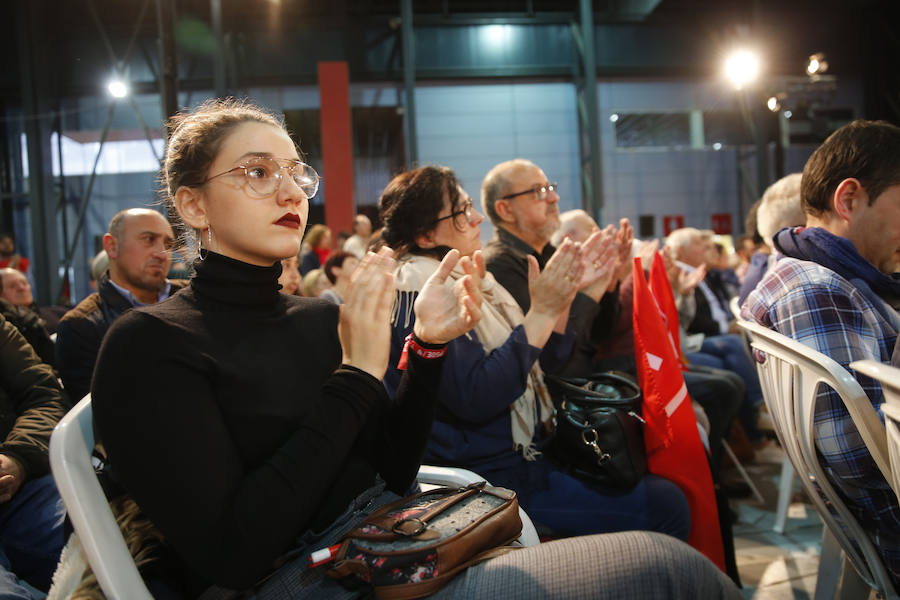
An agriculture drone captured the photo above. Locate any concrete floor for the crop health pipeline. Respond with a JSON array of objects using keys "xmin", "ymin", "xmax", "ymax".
[{"xmin": 730, "ymin": 458, "xmax": 825, "ymax": 599}]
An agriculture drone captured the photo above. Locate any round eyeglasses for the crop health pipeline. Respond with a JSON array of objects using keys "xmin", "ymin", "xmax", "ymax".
[
  {"xmin": 203, "ymin": 157, "xmax": 321, "ymax": 199},
  {"xmin": 500, "ymin": 182, "xmax": 558, "ymax": 202}
]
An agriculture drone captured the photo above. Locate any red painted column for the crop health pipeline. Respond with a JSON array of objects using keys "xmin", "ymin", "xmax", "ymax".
[{"xmin": 317, "ymin": 61, "xmax": 354, "ymax": 237}]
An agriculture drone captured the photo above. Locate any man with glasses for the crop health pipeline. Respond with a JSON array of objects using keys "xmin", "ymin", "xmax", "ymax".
[
  {"xmin": 480, "ymin": 159, "xmax": 622, "ymax": 358},
  {"xmin": 56, "ymin": 208, "xmax": 186, "ymax": 403}
]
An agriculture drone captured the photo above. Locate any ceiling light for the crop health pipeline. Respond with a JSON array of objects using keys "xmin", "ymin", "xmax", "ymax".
[
  {"xmin": 806, "ymin": 52, "xmax": 828, "ymax": 76},
  {"xmin": 724, "ymin": 49, "xmax": 761, "ymax": 90},
  {"xmin": 107, "ymin": 80, "xmax": 128, "ymax": 99}
]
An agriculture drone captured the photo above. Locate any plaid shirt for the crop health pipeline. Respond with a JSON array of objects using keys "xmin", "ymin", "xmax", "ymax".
[{"xmin": 743, "ymin": 256, "xmax": 900, "ymax": 580}]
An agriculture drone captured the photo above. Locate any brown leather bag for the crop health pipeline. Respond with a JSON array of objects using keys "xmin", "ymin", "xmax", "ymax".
[{"xmin": 326, "ymin": 481, "xmax": 522, "ymax": 599}]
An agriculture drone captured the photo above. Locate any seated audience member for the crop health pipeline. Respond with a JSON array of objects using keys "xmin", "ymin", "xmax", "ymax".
[
  {"xmin": 738, "ymin": 173, "xmax": 804, "ymax": 305},
  {"xmin": 381, "ymin": 166, "xmax": 691, "ymax": 542},
  {"xmin": 320, "ymin": 251, "xmax": 359, "ymax": 305},
  {"xmin": 343, "ymin": 213, "xmax": 373, "ymax": 259},
  {"xmin": 0, "ymin": 314, "xmax": 68, "ymax": 598},
  {"xmin": 88, "ymin": 250, "xmax": 109, "ymax": 293},
  {"xmin": 55, "ymin": 208, "xmax": 183, "ymax": 404},
  {"xmin": 0, "ymin": 233, "xmax": 28, "ymax": 275},
  {"xmin": 0, "ymin": 291, "xmax": 55, "ymax": 370},
  {"xmin": 480, "ymin": 160, "xmax": 624, "ymax": 373},
  {"xmin": 665, "ymin": 229, "xmax": 766, "ymax": 449},
  {"xmin": 277, "ymin": 254, "xmax": 301, "ymax": 295},
  {"xmin": 90, "ymin": 100, "xmax": 739, "ymax": 600},
  {"xmin": 336, "ymin": 230, "xmax": 350, "ymax": 252},
  {"xmin": 733, "ymin": 234, "xmax": 756, "ymax": 283},
  {"xmin": 299, "ymin": 223, "xmax": 332, "ymax": 275},
  {"xmin": 0, "ymin": 269, "xmax": 68, "ymax": 335},
  {"xmin": 300, "ymin": 267, "xmax": 331, "ymax": 297},
  {"xmin": 708, "ymin": 242, "xmax": 739, "ymax": 300},
  {"xmin": 744, "ymin": 119, "xmax": 900, "ymax": 584},
  {"xmin": 665, "ymin": 229, "xmax": 734, "ymax": 337}
]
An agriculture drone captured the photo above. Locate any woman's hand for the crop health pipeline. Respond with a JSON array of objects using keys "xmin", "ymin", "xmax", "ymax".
[
  {"xmin": 530, "ymin": 239, "xmax": 583, "ymax": 317},
  {"xmin": 339, "ymin": 247, "xmax": 397, "ymax": 379},
  {"xmin": 412, "ymin": 249, "xmax": 484, "ymax": 345}
]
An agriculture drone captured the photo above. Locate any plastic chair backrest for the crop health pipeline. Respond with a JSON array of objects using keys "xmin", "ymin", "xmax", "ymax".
[
  {"xmin": 738, "ymin": 321, "xmax": 896, "ymax": 596},
  {"xmin": 416, "ymin": 465, "xmax": 541, "ymax": 547},
  {"xmin": 49, "ymin": 395, "xmax": 154, "ymax": 600},
  {"xmin": 851, "ymin": 360, "xmax": 900, "ymax": 507}
]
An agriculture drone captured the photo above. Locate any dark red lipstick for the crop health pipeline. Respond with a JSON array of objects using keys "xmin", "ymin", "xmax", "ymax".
[{"xmin": 275, "ymin": 213, "xmax": 302, "ymax": 229}]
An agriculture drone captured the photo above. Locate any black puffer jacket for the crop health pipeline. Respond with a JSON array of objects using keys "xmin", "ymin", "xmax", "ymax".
[{"xmin": 0, "ymin": 313, "xmax": 68, "ymax": 481}]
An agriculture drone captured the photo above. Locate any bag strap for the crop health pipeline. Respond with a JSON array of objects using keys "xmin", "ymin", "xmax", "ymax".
[{"xmin": 350, "ymin": 482, "xmax": 488, "ymax": 540}]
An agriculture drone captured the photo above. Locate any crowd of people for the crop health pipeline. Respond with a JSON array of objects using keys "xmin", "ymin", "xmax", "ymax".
[{"xmin": 2, "ymin": 98, "xmax": 899, "ymax": 600}]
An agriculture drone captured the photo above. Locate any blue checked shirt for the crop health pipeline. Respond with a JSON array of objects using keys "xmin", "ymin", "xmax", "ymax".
[{"xmin": 743, "ymin": 256, "xmax": 900, "ymax": 581}]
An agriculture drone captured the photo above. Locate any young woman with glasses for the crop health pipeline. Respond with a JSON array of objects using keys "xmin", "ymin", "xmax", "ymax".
[
  {"xmin": 88, "ymin": 99, "xmax": 481, "ymax": 598},
  {"xmin": 88, "ymin": 102, "xmax": 737, "ymax": 599}
]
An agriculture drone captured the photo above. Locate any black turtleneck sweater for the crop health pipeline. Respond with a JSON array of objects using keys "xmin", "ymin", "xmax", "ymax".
[{"xmin": 91, "ymin": 252, "xmax": 443, "ymax": 593}]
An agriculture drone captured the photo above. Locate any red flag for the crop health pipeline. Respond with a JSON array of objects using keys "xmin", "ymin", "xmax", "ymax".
[
  {"xmin": 648, "ymin": 251, "xmax": 685, "ymax": 366},
  {"xmin": 632, "ymin": 257, "xmax": 725, "ymax": 570}
]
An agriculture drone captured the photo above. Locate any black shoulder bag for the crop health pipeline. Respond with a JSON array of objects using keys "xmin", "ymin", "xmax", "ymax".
[{"xmin": 545, "ymin": 372, "xmax": 647, "ymax": 490}]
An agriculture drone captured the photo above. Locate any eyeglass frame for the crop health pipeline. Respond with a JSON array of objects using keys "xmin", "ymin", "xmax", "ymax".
[
  {"xmin": 500, "ymin": 182, "xmax": 559, "ymax": 202},
  {"xmin": 201, "ymin": 156, "xmax": 321, "ymax": 198},
  {"xmin": 430, "ymin": 198, "xmax": 475, "ymax": 228}
]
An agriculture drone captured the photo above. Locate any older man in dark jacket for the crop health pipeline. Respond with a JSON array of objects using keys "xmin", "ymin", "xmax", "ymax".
[
  {"xmin": 56, "ymin": 208, "xmax": 185, "ymax": 403},
  {"xmin": 0, "ymin": 314, "xmax": 68, "ymax": 597}
]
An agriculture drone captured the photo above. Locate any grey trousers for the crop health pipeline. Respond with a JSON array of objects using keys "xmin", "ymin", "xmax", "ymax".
[
  {"xmin": 226, "ymin": 484, "xmax": 740, "ymax": 600},
  {"xmin": 434, "ymin": 531, "xmax": 742, "ymax": 599}
]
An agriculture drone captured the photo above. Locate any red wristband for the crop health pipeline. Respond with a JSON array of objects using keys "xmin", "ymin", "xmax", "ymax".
[{"xmin": 397, "ymin": 334, "xmax": 447, "ymax": 370}]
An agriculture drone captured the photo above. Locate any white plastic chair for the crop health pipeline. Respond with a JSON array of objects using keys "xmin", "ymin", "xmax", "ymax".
[
  {"xmin": 49, "ymin": 394, "xmax": 154, "ymax": 599},
  {"xmin": 850, "ymin": 360, "xmax": 900, "ymax": 507},
  {"xmin": 416, "ymin": 465, "xmax": 541, "ymax": 547},
  {"xmin": 739, "ymin": 321, "xmax": 897, "ymax": 600}
]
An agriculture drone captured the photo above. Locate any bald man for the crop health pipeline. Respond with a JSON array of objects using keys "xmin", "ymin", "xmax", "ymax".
[{"xmin": 56, "ymin": 209, "xmax": 186, "ymax": 402}]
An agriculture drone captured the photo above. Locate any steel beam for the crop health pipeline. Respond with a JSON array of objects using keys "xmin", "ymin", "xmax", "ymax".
[
  {"xmin": 575, "ymin": 0, "xmax": 604, "ymax": 222},
  {"xmin": 17, "ymin": 0, "xmax": 60, "ymax": 305},
  {"xmin": 400, "ymin": 0, "xmax": 418, "ymax": 166},
  {"xmin": 156, "ymin": 0, "xmax": 179, "ymax": 123},
  {"xmin": 211, "ymin": 0, "xmax": 227, "ymax": 98}
]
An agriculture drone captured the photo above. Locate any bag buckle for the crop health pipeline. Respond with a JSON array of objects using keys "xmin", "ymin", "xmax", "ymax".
[
  {"xmin": 392, "ymin": 518, "xmax": 428, "ymax": 537},
  {"xmin": 581, "ymin": 428, "xmax": 611, "ymax": 465}
]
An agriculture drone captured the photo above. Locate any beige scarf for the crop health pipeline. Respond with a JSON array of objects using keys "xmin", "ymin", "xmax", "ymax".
[{"xmin": 392, "ymin": 254, "xmax": 555, "ymax": 460}]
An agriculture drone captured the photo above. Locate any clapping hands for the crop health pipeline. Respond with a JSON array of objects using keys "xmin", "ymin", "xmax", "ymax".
[
  {"xmin": 339, "ymin": 247, "xmax": 397, "ymax": 379},
  {"xmin": 530, "ymin": 239, "xmax": 584, "ymax": 317},
  {"xmin": 412, "ymin": 250, "xmax": 484, "ymax": 345},
  {"xmin": 661, "ymin": 249, "xmax": 706, "ymax": 295}
]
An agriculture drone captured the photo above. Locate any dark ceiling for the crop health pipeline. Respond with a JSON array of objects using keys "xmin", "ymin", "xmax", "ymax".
[{"xmin": 5, "ymin": 0, "xmax": 900, "ymax": 121}]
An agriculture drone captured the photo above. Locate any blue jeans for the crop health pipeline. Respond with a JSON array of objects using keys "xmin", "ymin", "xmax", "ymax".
[
  {"xmin": 483, "ymin": 459, "xmax": 691, "ymax": 542},
  {"xmin": 0, "ymin": 475, "xmax": 66, "ymax": 599},
  {"xmin": 688, "ymin": 334, "xmax": 765, "ymax": 442}
]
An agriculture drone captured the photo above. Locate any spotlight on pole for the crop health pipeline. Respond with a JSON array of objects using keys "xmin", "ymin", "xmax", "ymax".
[
  {"xmin": 767, "ymin": 96, "xmax": 780, "ymax": 112},
  {"xmin": 806, "ymin": 52, "xmax": 828, "ymax": 76},
  {"xmin": 107, "ymin": 79, "xmax": 128, "ymax": 99},
  {"xmin": 724, "ymin": 49, "xmax": 760, "ymax": 90}
]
